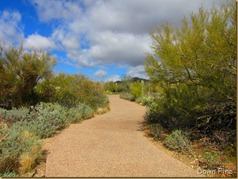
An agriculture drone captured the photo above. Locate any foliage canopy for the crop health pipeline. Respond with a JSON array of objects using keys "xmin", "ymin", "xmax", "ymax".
[{"xmin": 145, "ymin": 2, "xmax": 236, "ymax": 133}]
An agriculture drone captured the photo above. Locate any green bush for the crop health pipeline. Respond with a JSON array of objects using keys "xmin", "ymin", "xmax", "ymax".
[
  {"xmin": 35, "ymin": 74, "xmax": 109, "ymax": 109},
  {"xmin": 0, "ymin": 102, "xmax": 96, "ymax": 175},
  {"xmin": 136, "ymin": 95, "xmax": 157, "ymax": 106},
  {"xmin": 164, "ymin": 130, "xmax": 191, "ymax": 153},
  {"xmin": 0, "ymin": 45, "xmax": 56, "ymax": 108},
  {"xmin": 120, "ymin": 92, "xmax": 135, "ymax": 101},
  {"xmin": 78, "ymin": 104, "xmax": 94, "ymax": 120},
  {"xmin": 0, "ymin": 107, "xmax": 29, "ymax": 123},
  {"xmin": 144, "ymin": 94, "xmax": 171, "ymax": 128},
  {"xmin": 0, "ymin": 172, "xmax": 18, "ymax": 177},
  {"xmin": 67, "ymin": 107, "xmax": 83, "ymax": 123},
  {"xmin": 144, "ymin": 2, "xmax": 236, "ymax": 154},
  {"xmin": 148, "ymin": 123, "xmax": 163, "ymax": 139},
  {"xmin": 23, "ymin": 103, "xmax": 69, "ymax": 138},
  {"xmin": 130, "ymin": 82, "xmax": 143, "ymax": 99},
  {"xmin": 202, "ymin": 151, "xmax": 219, "ymax": 167},
  {"xmin": 0, "ymin": 122, "xmax": 41, "ymax": 174},
  {"xmin": 0, "ymin": 102, "xmax": 95, "ymax": 139},
  {"xmin": 24, "ymin": 102, "xmax": 95, "ymax": 138},
  {"xmin": 66, "ymin": 103, "xmax": 95, "ymax": 123}
]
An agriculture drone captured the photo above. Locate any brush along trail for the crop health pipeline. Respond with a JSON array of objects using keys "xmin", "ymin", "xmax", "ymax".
[{"xmin": 45, "ymin": 95, "xmax": 202, "ymax": 177}]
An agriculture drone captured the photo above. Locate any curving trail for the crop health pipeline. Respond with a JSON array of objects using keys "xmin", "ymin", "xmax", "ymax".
[{"xmin": 45, "ymin": 95, "xmax": 202, "ymax": 177}]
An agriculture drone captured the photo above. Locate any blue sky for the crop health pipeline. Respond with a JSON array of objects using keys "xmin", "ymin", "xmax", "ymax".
[{"xmin": 0, "ymin": 0, "xmax": 230, "ymax": 81}]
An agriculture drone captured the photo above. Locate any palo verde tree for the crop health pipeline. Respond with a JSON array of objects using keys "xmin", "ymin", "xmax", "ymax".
[
  {"xmin": 35, "ymin": 73, "xmax": 108, "ymax": 109},
  {"xmin": 145, "ymin": 2, "xmax": 236, "ymax": 134},
  {"xmin": 0, "ymin": 44, "xmax": 56, "ymax": 108}
]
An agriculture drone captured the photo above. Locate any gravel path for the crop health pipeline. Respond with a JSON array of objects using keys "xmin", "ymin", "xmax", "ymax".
[{"xmin": 45, "ymin": 95, "xmax": 202, "ymax": 177}]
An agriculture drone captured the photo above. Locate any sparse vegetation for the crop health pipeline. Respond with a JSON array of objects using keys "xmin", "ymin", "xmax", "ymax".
[
  {"xmin": 119, "ymin": 92, "xmax": 135, "ymax": 101},
  {"xmin": 0, "ymin": 44, "xmax": 109, "ymax": 176},
  {"xmin": 0, "ymin": 1, "xmax": 236, "ymax": 177},
  {"xmin": 164, "ymin": 130, "xmax": 191, "ymax": 154},
  {"xmin": 148, "ymin": 123, "xmax": 163, "ymax": 139},
  {"xmin": 143, "ymin": 2, "xmax": 236, "ymax": 176},
  {"xmin": 0, "ymin": 122, "xmax": 41, "ymax": 175},
  {"xmin": 113, "ymin": 2, "xmax": 236, "ymax": 177}
]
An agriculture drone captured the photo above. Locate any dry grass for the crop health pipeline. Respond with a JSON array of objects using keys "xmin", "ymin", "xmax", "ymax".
[
  {"xmin": 19, "ymin": 130, "xmax": 41, "ymax": 174},
  {"xmin": 19, "ymin": 153, "xmax": 35, "ymax": 174},
  {"xmin": 22, "ymin": 130, "xmax": 31, "ymax": 141},
  {"xmin": 95, "ymin": 105, "xmax": 110, "ymax": 115}
]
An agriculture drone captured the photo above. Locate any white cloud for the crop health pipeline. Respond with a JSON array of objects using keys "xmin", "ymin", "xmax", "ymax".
[
  {"xmin": 0, "ymin": 10, "xmax": 23, "ymax": 45},
  {"xmin": 30, "ymin": 0, "xmax": 230, "ymax": 73},
  {"xmin": 94, "ymin": 69, "xmax": 107, "ymax": 78},
  {"xmin": 87, "ymin": 31, "xmax": 152, "ymax": 66},
  {"xmin": 126, "ymin": 65, "xmax": 149, "ymax": 79},
  {"xmin": 24, "ymin": 34, "xmax": 56, "ymax": 50},
  {"xmin": 31, "ymin": 0, "xmax": 82, "ymax": 22},
  {"xmin": 106, "ymin": 75, "xmax": 121, "ymax": 82}
]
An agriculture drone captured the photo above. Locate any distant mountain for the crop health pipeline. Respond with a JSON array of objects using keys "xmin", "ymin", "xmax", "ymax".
[{"xmin": 115, "ymin": 77, "xmax": 149, "ymax": 83}]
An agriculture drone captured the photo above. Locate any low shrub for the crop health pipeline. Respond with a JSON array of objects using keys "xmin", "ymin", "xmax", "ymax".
[
  {"xmin": 0, "ymin": 102, "xmax": 96, "ymax": 175},
  {"xmin": 96, "ymin": 105, "xmax": 110, "ymax": 115},
  {"xmin": 23, "ymin": 102, "xmax": 70, "ymax": 138},
  {"xmin": 35, "ymin": 74, "xmax": 109, "ymax": 109},
  {"xmin": 0, "ymin": 172, "xmax": 18, "ymax": 177},
  {"xmin": 0, "ymin": 107, "xmax": 29, "ymax": 123},
  {"xmin": 0, "ymin": 122, "xmax": 41, "ymax": 174},
  {"xmin": 78, "ymin": 104, "xmax": 94, "ymax": 119},
  {"xmin": 130, "ymin": 82, "xmax": 143, "ymax": 99},
  {"xmin": 67, "ymin": 104, "xmax": 95, "ymax": 123},
  {"xmin": 0, "ymin": 102, "xmax": 95, "ymax": 139},
  {"xmin": 164, "ymin": 130, "xmax": 191, "ymax": 153},
  {"xmin": 67, "ymin": 107, "xmax": 83, "ymax": 123},
  {"xmin": 148, "ymin": 123, "xmax": 163, "ymax": 139},
  {"xmin": 202, "ymin": 151, "xmax": 219, "ymax": 168},
  {"xmin": 19, "ymin": 153, "xmax": 36, "ymax": 174},
  {"xmin": 120, "ymin": 92, "xmax": 135, "ymax": 101},
  {"xmin": 136, "ymin": 95, "xmax": 156, "ymax": 106}
]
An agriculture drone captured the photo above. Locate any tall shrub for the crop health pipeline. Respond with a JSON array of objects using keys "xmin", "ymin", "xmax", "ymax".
[
  {"xmin": 0, "ymin": 45, "xmax": 56, "ymax": 108},
  {"xmin": 145, "ymin": 2, "xmax": 236, "ymax": 130}
]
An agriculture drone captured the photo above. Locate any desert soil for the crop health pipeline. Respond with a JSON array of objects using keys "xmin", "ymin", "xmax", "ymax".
[{"xmin": 45, "ymin": 95, "xmax": 203, "ymax": 177}]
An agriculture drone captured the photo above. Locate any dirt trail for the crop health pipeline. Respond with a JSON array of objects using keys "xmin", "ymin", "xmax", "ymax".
[{"xmin": 45, "ymin": 95, "xmax": 202, "ymax": 177}]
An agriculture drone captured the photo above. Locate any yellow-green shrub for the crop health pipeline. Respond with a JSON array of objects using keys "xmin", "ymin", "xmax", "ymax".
[{"xmin": 0, "ymin": 123, "xmax": 41, "ymax": 174}]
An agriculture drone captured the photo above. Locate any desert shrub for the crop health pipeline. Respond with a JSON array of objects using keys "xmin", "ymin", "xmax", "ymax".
[
  {"xmin": 19, "ymin": 153, "xmax": 36, "ymax": 174},
  {"xmin": 67, "ymin": 103, "xmax": 95, "ymax": 123},
  {"xmin": 144, "ymin": 85, "xmax": 207, "ymax": 130},
  {"xmin": 145, "ymin": 2, "xmax": 236, "ymax": 154},
  {"xmin": 144, "ymin": 94, "xmax": 172, "ymax": 128},
  {"xmin": 96, "ymin": 105, "xmax": 110, "ymax": 115},
  {"xmin": 135, "ymin": 97, "xmax": 143, "ymax": 104},
  {"xmin": 79, "ymin": 104, "xmax": 94, "ymax": 119},
  {"xmin": 35, "ymin": 73, "xmax": 109, "ymax": 109},
  {"xmin": 0, "ymin": 122, "xmax": 41, "ymax": 174},
  {"xmin": 0, "ymin": 172, "xmax": 18, "ymax": 177},
  {"xmin": 67, "ymin": 107, "xmax": 83, "ymax": 123},
  {"xmin": 144, "ymin": 110, "xmax": 159, "ymax": 124},
  {"xmin": 0, "ymin": 101, "xmax": 96, "ymax": 175},
  {"xmin": 0, "ymin": 102, "xmax": 95, "ymax": 139},
  {"xmin": 136, "ymin": 95, "xmax": 157, "ymax": 106},
  {"xmin": 0, "ymin": 45, "xmax": 56, "ymax": 108},
  {"xmin": 148, "ymin": 123, "xmax": 163, "ymax": 139},
  {"xmin": 130, "ymin": 82, "xmax": 143, "ymax": 99},
  {"xmin": 104, "ymin": 82, "xmax": 120, "ymax": 93},
  {"xmin": 120, "ymin": 92, "xmax": 135, "ymax": 101},
  {"xmin": 0, "ymin": 107, "xmax": 29, "ymax": 123},
  {"xmin": 23, "ymin": 102, "xmax": 69, "ymax": 139},
  {"xmin": 202, "ymin": 151, "xmax": 219, "ymax": 168},
  {"xmin": 164, "ymin": 130, "xmax": 191, "ymax": 153}
]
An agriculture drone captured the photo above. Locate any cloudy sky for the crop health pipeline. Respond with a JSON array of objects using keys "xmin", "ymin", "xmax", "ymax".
[{"xmin": 0, "ymin": 0, "xmax": 231, "ymax": 81}]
